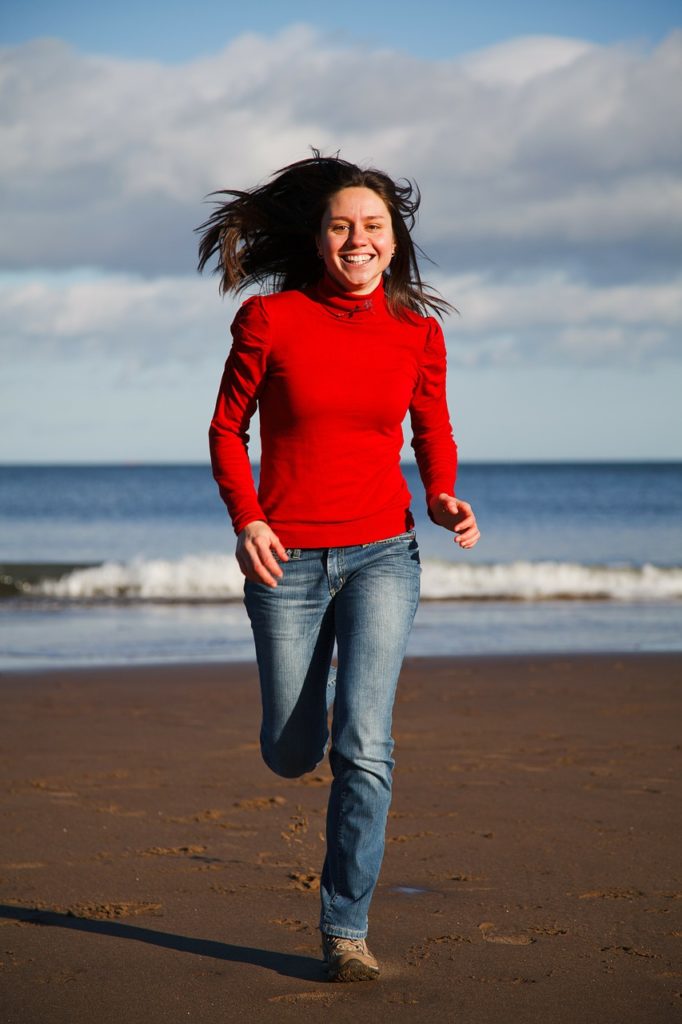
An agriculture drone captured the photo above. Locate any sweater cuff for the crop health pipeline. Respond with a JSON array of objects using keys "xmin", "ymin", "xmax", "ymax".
[
  {"xmin": 231, "ymin": 505, "xmax": 269, "ymax": 536},
  {"xmin": 425, "ymin": 486, "xmax": 456, "ymax": 522}
]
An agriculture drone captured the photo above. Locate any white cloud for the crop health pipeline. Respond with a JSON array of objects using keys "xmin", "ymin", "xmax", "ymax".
[
  {"xmin": 459, "ymin": 35, "xmax": 595, "ymax": 85},
  {"xmin": 440, "ymin": 271, "xmax": 682, "ymax": 329},
  {"xmin": 0, "ymin": 29, "xmax": 680, "ymax": 281},
  {"xmin": 438, "ymin": 270, "xmax": 681, "ymax": 366},
  {"xmin": 2, "ymin": 268, "xmax": 678, "ymax": 371},
  {"xmin": 0, "ymin": 271, "xmax": 239, "ymax": 369}
]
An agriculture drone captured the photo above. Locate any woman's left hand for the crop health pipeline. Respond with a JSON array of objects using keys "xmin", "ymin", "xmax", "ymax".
[{"xmin": 429, "ymin": 493, "xmax": 481, "ymax": 549}]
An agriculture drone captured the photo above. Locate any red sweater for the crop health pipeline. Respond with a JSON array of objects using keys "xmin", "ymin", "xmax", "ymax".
[{"xmin": 209, "ymin": 275, "xmax": 457, "ymax": 548}]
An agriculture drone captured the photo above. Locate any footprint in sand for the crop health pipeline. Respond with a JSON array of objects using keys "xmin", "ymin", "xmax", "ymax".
[
  {"xmin": 92, "ymin": 803, "xmax": 146, "ymax": 818},
  {"xmin": 387, "ymin": 831, "xmax": 437, "ymax": 844},
  {"xmin": 66, "ymin": 901, "xmax": 162, "ymax": 920},
  {"xmin": 281, "ymin": 813, "xmax": 308, "ymax": 843},
  {"xmin": 601, "ymin": 945, "xmax": 659, "ymax": 959},
  {"xmin": 577, "ymin": 888, "xmax": 645, "ymax": 900},
  {"xmin": 233, "ymin": 796, "xmax": 286, "ymax": 810},
  {"xmin": 10, "ymin": 900, "xmax": 162, "ymax": 921},
  {"xmin": 141, "ymin": 844, "xmax": 207, "ymax": 857},
  {"xmin": 478, "ymin": 922, "xmax": 536, "ymax": 945},
  {"xmin": 271, "ymin": 917, "xmax": 314, "ymax": 934},
  {"xmin": 406, "ymin": 934, "xmax": 472, "ymax": 965},
  {"xmin": 294, "ymin": 774, "xmax": 333, "ymax": 788},
  {"xmin": 191, "ymin": 808, "xmax": 227, "ymax": 821},
  {"xmin": 288, "ymin": 871, "xmax": 320, "ymax": 892},
  {"xmin": 268, "ymin": 992, "xmax": 338, "ymax": 1005}
]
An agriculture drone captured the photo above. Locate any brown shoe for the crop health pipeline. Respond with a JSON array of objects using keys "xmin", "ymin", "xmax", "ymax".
[{"xmin": 321, "ymin": 933, "xmax": 380, "ymax": 982}]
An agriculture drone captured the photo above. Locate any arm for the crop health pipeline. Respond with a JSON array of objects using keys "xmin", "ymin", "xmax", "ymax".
[
  {"xmin": 410, "ymin": 319, "xmax": 480, "ymax": 550},
  {"xmin": 209, "ymin": 298, "xmax": 288, "ymax": 586}
]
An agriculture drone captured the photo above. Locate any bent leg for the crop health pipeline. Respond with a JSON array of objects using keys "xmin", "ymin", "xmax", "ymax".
[
  {"xmin": 244, "ymin": 549, "xmax": 335, "ymax": 778},
  {"xmin": 320, "ymin": 534, "xmax": 421, "ymax": 938}
]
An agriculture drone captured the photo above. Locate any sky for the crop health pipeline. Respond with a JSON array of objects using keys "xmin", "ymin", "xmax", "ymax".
[{"xmin": 1, "ymin": 1, "xmax": 681, "ymax": 462}]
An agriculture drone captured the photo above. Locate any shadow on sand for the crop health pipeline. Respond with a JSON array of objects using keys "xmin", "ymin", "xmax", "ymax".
[{"xmin": 0, "ymin": 903, "xmax": 324, "ymax": 982}]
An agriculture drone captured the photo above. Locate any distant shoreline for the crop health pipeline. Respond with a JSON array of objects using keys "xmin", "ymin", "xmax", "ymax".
[{"xmin": 1, "ymin": 458, "xmax": 681, "ymax": 468}]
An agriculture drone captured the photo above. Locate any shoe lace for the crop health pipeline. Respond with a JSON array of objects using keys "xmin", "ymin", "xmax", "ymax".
[{"xmin": 327, "ymin": 936, "xmax": 368, "ymax": 954}]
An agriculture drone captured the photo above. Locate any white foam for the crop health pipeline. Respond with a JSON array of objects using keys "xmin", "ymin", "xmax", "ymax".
[
  {"xmin": 33, "ymin": 554, "xmax": 246, "ymax": 600},
  {"xmin": 30, "ymin": 554, "xmax": 682, "ymax": 603},
  {"xmin": 421, "ymin": 559, "xmax": 682, "ymax": 601}
]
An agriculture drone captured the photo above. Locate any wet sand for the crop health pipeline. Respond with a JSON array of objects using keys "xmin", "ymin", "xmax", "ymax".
[{"xmin": 1, "ymin": 654, "xmax": 680, "ymax": 1023}]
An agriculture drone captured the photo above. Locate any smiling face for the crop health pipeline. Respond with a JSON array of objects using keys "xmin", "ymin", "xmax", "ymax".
[{"xmin": 317, "ymin": 186, "xmax": 395, "ymax": 295}]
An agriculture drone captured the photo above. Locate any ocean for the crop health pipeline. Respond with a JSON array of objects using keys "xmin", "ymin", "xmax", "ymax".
[{"xmin": 1, "ymin": 462, "xmax": 681, "ymax": 668}]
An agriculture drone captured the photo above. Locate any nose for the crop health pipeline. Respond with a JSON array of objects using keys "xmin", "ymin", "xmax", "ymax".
[{"xmin": 346, "ymin": 221, "xmax": 368, "ymax": 248}]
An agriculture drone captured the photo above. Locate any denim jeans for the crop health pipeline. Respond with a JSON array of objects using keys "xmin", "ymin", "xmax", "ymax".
[{"xmin": 244, "ymin": 530, "xmax": 421, "ymax": 939}]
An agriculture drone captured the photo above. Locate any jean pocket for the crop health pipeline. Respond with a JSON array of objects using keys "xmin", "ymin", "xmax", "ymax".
[{"xmin": 362, "ymin": 530, "xmax": 416, "ymax": 548}]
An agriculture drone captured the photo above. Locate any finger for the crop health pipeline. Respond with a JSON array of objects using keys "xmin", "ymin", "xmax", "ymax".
[
  {"xmin": 271, "ymin": 536, "xmax": 289, "ymax": 562},
  {"xmin": 461, "ymin": 535, "xmax": 480, "ymax": 548},
  {"xmin": 455, "ymin": 529, "xmax": 480, "ymax": 548},
  {"xmin": 246, "ymin": 557, "xmax": 280, "ymax": 587},
  {"xmin": 252, "ymin": 539, "xmax": 285, "ymax": 580},
  {"xmin": 240, "ymin": 541, "xmax": 280, "ymax": 587}
]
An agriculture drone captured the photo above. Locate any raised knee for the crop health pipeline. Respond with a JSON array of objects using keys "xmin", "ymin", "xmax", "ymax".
[{"xmin": 261, "ymin": 741, "xmax": 320, "ymax": 779}]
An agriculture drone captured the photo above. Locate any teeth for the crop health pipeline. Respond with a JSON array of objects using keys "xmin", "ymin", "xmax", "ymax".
[{"xmin": 343, "ymin": 255, "xmax": 372, "ymax": 264}]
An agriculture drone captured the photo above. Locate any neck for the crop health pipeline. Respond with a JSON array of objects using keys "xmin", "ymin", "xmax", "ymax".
[{"xmin": 312, "ymin": 273, "xmax": 385, "ymax": 318}]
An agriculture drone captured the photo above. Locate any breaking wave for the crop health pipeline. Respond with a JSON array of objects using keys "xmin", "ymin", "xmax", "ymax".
[{"xmin": 15, "ymin": 555, "xmax": 682, "ymax": 603}]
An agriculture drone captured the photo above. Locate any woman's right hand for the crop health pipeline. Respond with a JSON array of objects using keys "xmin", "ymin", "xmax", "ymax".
[{"xmin": 236, "ymin": 520, "xmax": 289, "ymax": 588}]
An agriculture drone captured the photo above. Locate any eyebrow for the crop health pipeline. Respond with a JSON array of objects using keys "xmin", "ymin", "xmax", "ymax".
[{"xmin": 327, "ymin": 212, "xmax": 388, "ymax": 222}]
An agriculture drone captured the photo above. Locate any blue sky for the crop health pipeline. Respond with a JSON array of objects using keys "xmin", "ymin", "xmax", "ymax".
[
  {"xmin": 1, "ymin": 2, "xmax": 681, "ymax": 461},
  {"xmin": 3, "ymin": 0, "xmax": 680, "ymax": 60}
]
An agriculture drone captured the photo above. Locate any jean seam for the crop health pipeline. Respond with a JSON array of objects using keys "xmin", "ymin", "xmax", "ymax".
[
  {"xmin": 361, "ymin": 530, "xmax": 416, "ymax": 548},
  {"xmin": 321, "ymin": 778, "xmax": 349, "ymax": 931}
]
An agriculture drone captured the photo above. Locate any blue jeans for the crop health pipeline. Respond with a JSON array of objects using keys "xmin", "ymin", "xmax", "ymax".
[{"xmin": 244, "ymin": 530, "xmax": 421, "ymax": 939}]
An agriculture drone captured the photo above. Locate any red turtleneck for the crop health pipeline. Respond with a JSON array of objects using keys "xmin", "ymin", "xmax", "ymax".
[{"xmin": 209, "ymin": 276, "xmax": 457, "ymax": 548}]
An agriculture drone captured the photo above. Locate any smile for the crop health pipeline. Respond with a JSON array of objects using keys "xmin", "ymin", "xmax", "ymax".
[{"xmin": 341, "ymin": 254, "xmax": 373, "ymax": 264}]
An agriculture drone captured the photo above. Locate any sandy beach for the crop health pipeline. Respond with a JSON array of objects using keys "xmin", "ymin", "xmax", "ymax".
[{"xmin": 1, "ymin": 654, "xmax": 680, "ymax": 1023}]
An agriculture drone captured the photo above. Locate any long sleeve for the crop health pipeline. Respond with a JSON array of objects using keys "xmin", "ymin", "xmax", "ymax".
[
  {"xmin": 208, "ymin": 297, "xmax": 270, "ymax": 535},
  {"xmin": 409, "ymin": 317, "xmax": 458, "ymax": 513}
]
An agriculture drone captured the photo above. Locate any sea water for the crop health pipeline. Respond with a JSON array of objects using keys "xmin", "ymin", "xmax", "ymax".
[{"xmin": 1, "ymin": 462, "xmax": 680, "ymax": 668}]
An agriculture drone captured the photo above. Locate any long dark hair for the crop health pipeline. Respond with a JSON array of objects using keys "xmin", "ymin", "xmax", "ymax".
[{"xmin": 196, "ymin": 150, "xmax": 453, "ymax": 319}]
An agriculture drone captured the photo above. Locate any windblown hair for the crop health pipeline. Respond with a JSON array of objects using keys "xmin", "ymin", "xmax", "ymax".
[{"xmin": 196, "ymin": 150, "xmax": 453, "ymax": 319}]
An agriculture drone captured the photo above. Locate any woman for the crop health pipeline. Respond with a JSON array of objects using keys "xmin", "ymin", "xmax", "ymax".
[{"xmin": 198, "ymin": 152, "xmax": 480, "ymax": 983}]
